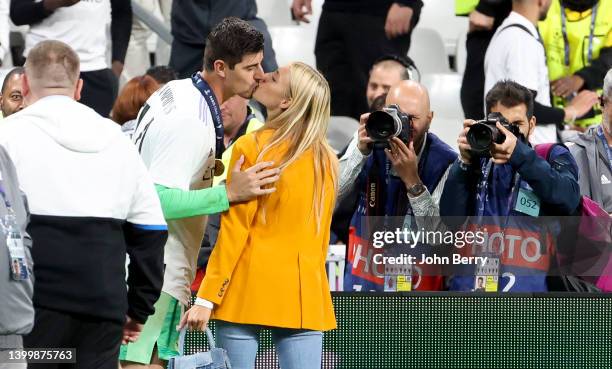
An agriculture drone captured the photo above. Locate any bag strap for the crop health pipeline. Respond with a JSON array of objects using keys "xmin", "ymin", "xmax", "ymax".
[
  {"xmin": 534, "ymin": 143, "xmax": 557, "ymax": 162},
  {"xmin": 178, "ymin": 328, "xmax": 217, "ymax": 356},
  {"xmin": 499, "ymin": 23, "xmax": 542, "ymax": 44}
]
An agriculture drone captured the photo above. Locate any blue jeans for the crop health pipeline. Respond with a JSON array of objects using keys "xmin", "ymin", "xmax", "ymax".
[{"xmin": 215, "ymin": 321, "xmax": 323, "ymax": 369}]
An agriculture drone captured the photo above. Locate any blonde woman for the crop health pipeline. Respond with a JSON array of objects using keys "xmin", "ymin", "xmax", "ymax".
[{"xmin": 179, "ymin": 62, "xmax": 338, "ymax": 369}]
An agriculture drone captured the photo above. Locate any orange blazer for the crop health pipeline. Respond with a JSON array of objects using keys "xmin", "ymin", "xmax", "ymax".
[{"xmin": 197, "ymin": 129, "xmax": 337, "ymax": 331}]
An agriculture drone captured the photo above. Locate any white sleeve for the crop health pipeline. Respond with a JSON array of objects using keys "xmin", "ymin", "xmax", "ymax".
[
  {"xmin": 141, "ymin": 114, "xmax": 209, "ymax": 191},
  {"xmin": 126, "ymin": 142, "xmax": 166, "ymax": 227},
  {"xmin": 502, "ymin": 34, "xmax": 542, "ymax": 92}
]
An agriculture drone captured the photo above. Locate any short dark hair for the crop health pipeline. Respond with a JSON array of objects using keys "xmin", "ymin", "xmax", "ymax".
[
  {"xmin": 485, "ymin": 80, "xmax": 534, "ymax": 119},
  {"xmin": 204, "ymin": 17, "xmax": 264, "ymax": 71},
  {"xmin": 1, "ymin": 67, "xmax": 24, "ymax": 94},
  {"xmin": 145, "ymin": 65, "xmax": 177, "ymax": 84}
]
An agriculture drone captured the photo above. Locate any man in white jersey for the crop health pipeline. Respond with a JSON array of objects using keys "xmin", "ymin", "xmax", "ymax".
[{"xmin": 122, "ymin": 18, "xmax": 280, "ymax": 368}]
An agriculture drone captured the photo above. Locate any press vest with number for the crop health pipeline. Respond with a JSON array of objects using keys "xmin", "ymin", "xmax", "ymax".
[
  {"xmin": 448, "ymin": 153, "xmax": 572, "ymax": 292},
  {"xmin": 345, "ymin": 133, "xmax": 456, "ymax": 292},
  {"xmin": 539, "ymin": 0, "xmax": 612, "ymax": 127}
]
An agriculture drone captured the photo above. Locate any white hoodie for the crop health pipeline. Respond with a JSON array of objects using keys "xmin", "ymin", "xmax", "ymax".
[{"xmin": 0, "ymin": 95, "xmax": 163, "ymax": 226}]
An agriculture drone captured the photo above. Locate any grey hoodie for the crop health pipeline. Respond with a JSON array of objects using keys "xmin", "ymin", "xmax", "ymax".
[
  {"xmin": 0, "ymin": 145, "xmax": 34, "ymax": 345},
  {"xmin": 567, "ymin": 125, "xmax": 612, "ymax": 213}
]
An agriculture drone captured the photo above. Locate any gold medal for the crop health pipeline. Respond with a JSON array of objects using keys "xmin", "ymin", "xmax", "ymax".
[{"xmin": 214, "ymin": 159, "xmax": 225, "ymax": 177}]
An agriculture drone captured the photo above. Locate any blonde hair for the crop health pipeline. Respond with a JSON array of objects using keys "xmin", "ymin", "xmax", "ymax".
[{"xmin": 256, "ymin": 62, "xmax": 338, "ymax": 231}]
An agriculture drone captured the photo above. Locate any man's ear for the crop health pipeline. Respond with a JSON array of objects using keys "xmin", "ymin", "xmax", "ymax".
[
  {"xmin": 279, "ymin": 98, "xmax": 292, "ymax": 110},
  {"xmin": 527, "ymin": 115, "xmax": 536, "ymax": 138},
  {"xmin": 214, "ymin": 60, "xmax": 227, "ymax": 79},
  {"xmin": 21, "ymin": 74, "xmax": 30, "ymax": 99},
  {"xmin": 74, "ymin": 78, "xmax": 83, "ymax": 101}
]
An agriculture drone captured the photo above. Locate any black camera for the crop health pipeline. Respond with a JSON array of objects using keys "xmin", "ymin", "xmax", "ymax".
[
  {"xmin": 366, "ymin": 104, "xmax": 412, "ymax": 148},
  {"xmin": 467, "ymin": 112, "xmax": 523, "ymax": 156}
]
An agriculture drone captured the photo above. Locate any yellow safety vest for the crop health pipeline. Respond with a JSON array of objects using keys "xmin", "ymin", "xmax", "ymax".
[
  {"xmin": 539, "ymin": 0, "xmax": 612, "ymax": 127},
  {"xmin": 455, "ymin": 0, "xmax": 479, "ymax": 16},
  {"xmin": 213, "ymin": 116, "xmax": 264, "ymax": 186}
]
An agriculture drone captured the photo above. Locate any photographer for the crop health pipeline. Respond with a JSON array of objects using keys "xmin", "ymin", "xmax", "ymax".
[
  {"xmin": 440, "ymin": 80, "xmax": 581, "ymax": 292},
  {"xmin": 339, "ymin": 80, "xmax": 457, "ymax": 292}
]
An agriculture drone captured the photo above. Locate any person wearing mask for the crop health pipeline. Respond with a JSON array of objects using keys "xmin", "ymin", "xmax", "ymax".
[
  {"xmin": 180, "ymin": 62, "xmax": 338, "ymax": 369},
  {"xmin": 484, "ymin": 0, "xmax": 599, "ymax": 143},
  {"xmin": 111, "ymin": 75, "xmax": 161, "ymax": 138},
  {"xmin": 11, "ymin": 0, "xmax": 132, "ymax": 117},
  {"xmin": 122, "ymin": 18, "xmax": 279, "ymax": 368},
  {"xmin": 0, "ymin": 67, "xmax": 24, "ymax": 118},
  {"xmin": 539, "ymin": 0, "xmax": 612, "ymax": 128},
  {"xmin": 339, "ymin": 80, "xmax": 457, "ymax": 292},
  {"xmin": 441, "ymin": 80, "xmax": 581, "ymax": 292},
  {"xmin": 0, "ymin": 40, "xmax": 168, "ymax": 368},
  {"xmin": 567, "ymin": 68, "xmax": 612, "ymax": 213},
  {"xmin": 0, "ymin": 147, "xmax": 33, "ymax": 369},
  {"xmin": 292, "ymin": 0, "xmax": 423, "ymax": 120}
]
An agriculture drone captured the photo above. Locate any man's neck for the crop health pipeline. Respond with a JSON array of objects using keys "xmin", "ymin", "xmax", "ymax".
[
  {"xmin": 25, "ymin": 91, "xmax": 72, "ymax": 106},
  {"xmin": 201, "ymin": 70, "xmax": 229, "ymax": 105},
  {"xmin": 513, "ymin": 5, "xmax": 539, "ymax": 25}
]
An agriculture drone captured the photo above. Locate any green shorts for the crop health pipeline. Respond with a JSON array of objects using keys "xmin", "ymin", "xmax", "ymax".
[{"xmin": 119, "ymin": 292, "xmax": 183, "ymax": 364}]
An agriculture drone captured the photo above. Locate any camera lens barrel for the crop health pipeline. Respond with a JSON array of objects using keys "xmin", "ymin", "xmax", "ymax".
[{"xmin": 366, "ymin": 110, "xmax": 402, "ymax": 141}]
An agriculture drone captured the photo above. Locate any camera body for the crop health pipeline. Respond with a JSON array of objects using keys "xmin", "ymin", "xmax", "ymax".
[
  {"xmin": 467, "ymin": 112, "xmax": 523, "ymax": 157},
  {"xmin": 366, "ymin": 104, "xmax": 412, "ymax": 148}
]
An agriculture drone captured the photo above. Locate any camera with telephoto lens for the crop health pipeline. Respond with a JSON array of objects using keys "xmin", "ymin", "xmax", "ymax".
[
  {"xmin": 365, "ymin": 104, "xmax": 412, "ymax": 148},
  {"xmin": 467, "ymin": 112, "xmax": 523, "ymax": 157}
]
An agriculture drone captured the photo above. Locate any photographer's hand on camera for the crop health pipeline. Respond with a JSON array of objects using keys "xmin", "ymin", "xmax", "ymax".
[
  {"xmin": 384, "ymin": 137, "xmax": 420, "ymax": 188},
  {"xmin": 490, "ymin": 122, "xmax": 517, "ymax": 165},
  {"xmin": 458, "ymin": 119, "xmax": 476, "ymax": 165},
  {"xmin": 226, "ymin": 155, "xmax": 280, "ymax": 203},
  {"xmin": 357, "ymin": 113, "xmax": 374, "ymax": 156}
]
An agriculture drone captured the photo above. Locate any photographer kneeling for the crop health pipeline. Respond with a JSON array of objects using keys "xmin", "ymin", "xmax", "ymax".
[
  {"xmin": 339, "ymin": 80, "xmax": 457, "ymax": 292},
  {"xmin": 440, "ymin": 80, "xmax": 581, "ymax": 292}
]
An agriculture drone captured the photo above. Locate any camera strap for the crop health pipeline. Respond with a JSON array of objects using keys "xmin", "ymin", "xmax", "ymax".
[
  {"xmin": 476, "ymin": 160, "xmax": 521, "ymax": 236},
  {"xmin": 366, "ymin": 149, "xmax": 388, "ymax": 218}
]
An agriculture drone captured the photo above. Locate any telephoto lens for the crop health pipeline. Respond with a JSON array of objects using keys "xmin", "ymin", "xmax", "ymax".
[
  {"xmin": 366, "ymin": 110, "xmax": 402, "ymax": 141},
  {"xmin": 365, "ymin": 104, "xmax": 412, "ymax": 147},
  {"xmin": 466, "ymin": 112, "xmax": 509, "ymax": 156}
]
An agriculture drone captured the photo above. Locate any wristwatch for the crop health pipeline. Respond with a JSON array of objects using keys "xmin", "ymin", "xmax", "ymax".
[{"xmin": 406, "ymin": 182, "xmax": 426, "ymax": 197}]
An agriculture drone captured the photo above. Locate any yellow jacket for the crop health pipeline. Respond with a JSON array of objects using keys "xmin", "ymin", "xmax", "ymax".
[{"xmin": 197, "ymin": 129, "xmax": 337, "ymax": 331}]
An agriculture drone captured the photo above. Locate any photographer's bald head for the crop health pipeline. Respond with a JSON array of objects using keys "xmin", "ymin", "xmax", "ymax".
[
  {"xmin": 385, "ymin": 80, "xmax": 433, "ymax": 152},
  {"xmin": 23, "ymin": 40, "xmax": 83, "ymax": 106}
]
